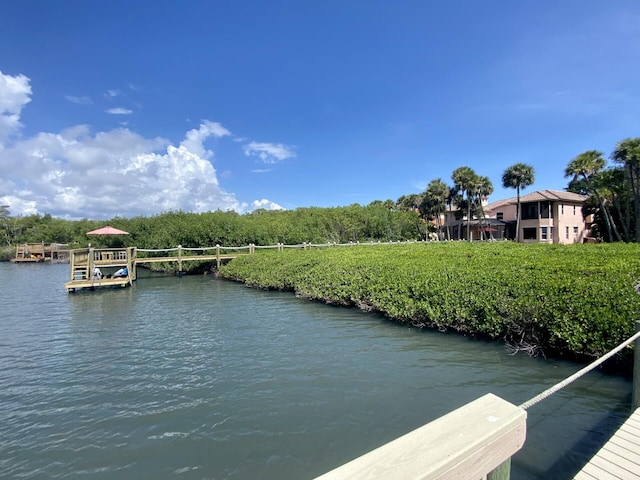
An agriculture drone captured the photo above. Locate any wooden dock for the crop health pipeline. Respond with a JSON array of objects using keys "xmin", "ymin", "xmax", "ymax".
[
  {"xmin": 573, "ymin": 407, "xmax": 640, "ymax": 480},
  {"xmin": 64, "ymin": 245, "xmax": 248, "ymax": 292},
  {"xmin": 11, "ymin": 243, "xmax": 69, "ymax": 263},
  {"xmin": 64, "ymin": 247, "xmax": 136, "ymax": 292}
]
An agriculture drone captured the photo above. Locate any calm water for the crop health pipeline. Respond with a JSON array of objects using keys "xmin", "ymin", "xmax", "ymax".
[{"xmin": 0, "ymin": 262, "xmax": 632, "ymax": 479}]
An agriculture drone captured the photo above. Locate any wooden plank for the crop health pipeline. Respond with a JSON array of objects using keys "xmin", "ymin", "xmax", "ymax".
[
  {"xmin": 574, "ymin": 408, "xmax": 640, "ymax": 480},
  {"xmin": 315, "ymin": 393, "xmax": 526, "ymax": 480},
  {"xmin": 586, "ymin": 452, "xmax": 640, "ymax": 479},
  {"xmin": 575, "ymin": 461, "xmax": 620, "ymax": 480},
  {"xmin": 64, "ymin": 276, "xmax": 131, "ymax": 291},
  {"xmin": 599, "ymin": 446, "xmax": 640, "ymax": 476},
  {"xmin": 608, "ymin": 434, "xmax": 639, "ymax": 458}
]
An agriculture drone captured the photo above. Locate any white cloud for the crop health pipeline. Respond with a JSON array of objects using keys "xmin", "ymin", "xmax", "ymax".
[
  {"xmin": 106, "ymin": 107, "xmax": 133, "ymax": 115},
  {"xmin": 180, "ymin": 120, "xmax": 231, "ymax": 159},
  {"xmin": 0, "ymin": 71, "xmax": 291, "ymax": 219},
  {"xmin": 105, "ymin": 89, "xmax": 121, "ymax": 98},
  {"xmin": 65, "ymin": 95, "xmax": 93, "ymax": 105},
  {"xmin": 243, "ymin": 141, "xmax": 296, "ymax": 164},
  {"xmin": 0, "ymin": 120, "xmax": 246, "ymax": 219},
  {"xmin": 250, "ymin": 199, "xmax": 284, "ymax": 211},
  {"xmin": 0, "ymin": 70, "xmax": 32, "ymax": 143}
]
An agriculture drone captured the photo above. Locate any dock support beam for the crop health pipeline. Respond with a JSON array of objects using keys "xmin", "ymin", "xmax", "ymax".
[{"xmin": 633, "ymin": 321, "xmax": 640, "ymax": 411}]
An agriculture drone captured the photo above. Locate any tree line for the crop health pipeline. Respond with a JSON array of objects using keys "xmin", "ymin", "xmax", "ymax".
[
  {"xmin": 1, "ymin": 136, "xmax": 638, "ymax": 255},
  {"xmin": 0, "ymin": 205, "xmax": 423, "ymax": 258}
]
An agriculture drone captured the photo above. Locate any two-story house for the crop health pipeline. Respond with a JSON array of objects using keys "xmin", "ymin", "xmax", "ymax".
[{"xmin": 483, "ymin": 190, "xmax": 590, "ymax": 244}]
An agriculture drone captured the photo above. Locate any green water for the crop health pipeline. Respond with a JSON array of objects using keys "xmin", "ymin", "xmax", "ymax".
[{"xmin": 0, "ymin": 262, "xmax": 632, "ymax": 479}]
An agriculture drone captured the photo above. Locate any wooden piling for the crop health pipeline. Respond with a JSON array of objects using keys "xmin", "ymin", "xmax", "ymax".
[{"xmin": 488, "ymin": 458, "xmax": 511, "ymax": 480}]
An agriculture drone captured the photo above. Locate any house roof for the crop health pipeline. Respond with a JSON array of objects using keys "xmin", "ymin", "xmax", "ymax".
[
  {"xmin": 485, "ymin": 189, "xmax": 587, "ymax": 211},
  {"xmin": 518, "ymin": 189, "xmax": 588, "ymax": 203}
]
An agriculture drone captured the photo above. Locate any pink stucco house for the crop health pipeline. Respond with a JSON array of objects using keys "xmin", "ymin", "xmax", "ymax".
[{"xmin": 483, "ymin": 190, "xmax": 591, "ymax": 244}]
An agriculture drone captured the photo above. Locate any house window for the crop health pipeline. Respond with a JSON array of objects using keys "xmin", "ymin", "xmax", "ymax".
[
  {"xmin": 573, "ymin": 226, "xmax": 578, "ymax": 236},
  {"xmin": 566, "ymin": 226, "xmax": 569, "ymax": 239},
  {"xmin": 541, "ymin": 227, "xmax": 548, "ymax": 240},
  {"xmin": 496, "ymin": 212, "xmax": 504, "ymax": 220},
  {"xmin": 523, "ymin": 227, "xmax": 537, "ymax": 240},
  {"xmin": 540, "ymin": 202, "xmax": 552, "ymax": 218},
  {"xmin": 573, "ymin": 205, "xmax": 576, "ymax": 215},
  {"xmin": 561, "ymin": 204, "xmax": 564, "ymax": 214},
  {"xmin": 522, "ymin": 204, "xmax": 538, "ymax": 220}
]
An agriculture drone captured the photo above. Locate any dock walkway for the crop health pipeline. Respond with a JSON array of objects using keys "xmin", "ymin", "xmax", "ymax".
[
  {"xmin": 64, "ymin": 245, "xmax": 248, "ymax": 291},
  {"xmin": 573, "ymin": 407, "xmax": 640, "ymax": 480}
]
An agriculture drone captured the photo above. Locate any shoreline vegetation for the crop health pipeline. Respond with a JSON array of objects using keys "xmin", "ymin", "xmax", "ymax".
[{"xmin": 218, "ymin": 242, "xmax": 640, "ymax": 368}]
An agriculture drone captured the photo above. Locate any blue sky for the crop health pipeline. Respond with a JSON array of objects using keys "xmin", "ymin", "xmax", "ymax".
[{"xmin": 1, "ymin": 1, "xmax": 639, "ymax": 219}]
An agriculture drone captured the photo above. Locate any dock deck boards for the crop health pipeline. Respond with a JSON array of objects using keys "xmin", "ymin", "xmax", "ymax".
[
  {"xmin": 64, "ymin": 276, "xmax": 132, "ymax": 291},
  {"xmin": 574, "ymin": 407, "xmax": 640, "ymax": 480}
]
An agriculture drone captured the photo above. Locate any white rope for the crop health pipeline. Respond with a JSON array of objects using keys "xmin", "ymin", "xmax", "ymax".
[{"xmin": 520, "ymin": 328, "xmax": 640, "ymax": 410}]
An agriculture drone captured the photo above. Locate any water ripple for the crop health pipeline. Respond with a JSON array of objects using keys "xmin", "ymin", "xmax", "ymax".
[{"xmin": 0, "ymin": 263, "xmax": 632, "ymax": 479}]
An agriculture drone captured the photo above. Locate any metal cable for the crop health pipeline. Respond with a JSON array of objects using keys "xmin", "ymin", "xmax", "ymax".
[{"xmin": 520, "ymin": 329, "xmax": 640, "ymax": 410}]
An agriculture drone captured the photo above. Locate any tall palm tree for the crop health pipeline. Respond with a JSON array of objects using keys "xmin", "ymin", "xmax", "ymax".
[
  {"xmin": 502, "ymin": 163, "xmax": 535, "ymax": 242},
  {"xmin": 420, "ymin": 179, "xmax": 450, "ymax": 239},
  {"xmin": 611, "ymin": 137, "xmax": 640, "ymax": 242},
  {"xmin": 564, "ymin": 150, "xmax": 619, "ymax": 241},
  {"xmin": 452, "ymin": 166, "xmax": 478, "ymax": 241},
  {"xmin": 474, "ymin": 175, "xmax": 494, "ymax": 240}
]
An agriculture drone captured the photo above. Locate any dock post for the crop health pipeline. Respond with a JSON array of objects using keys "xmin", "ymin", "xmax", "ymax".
[
  {"xmin": 88, "ymin": 246, "xmax": 94, "ymax": 281},
  {"xmin": 177, "ymin": 245, "xmax": 183, "ymax": 275},
  {"xmin": 216, "ymin": 244, "xmax": 220, "ymax": 269},
  {"xmin": 131, "ymin": 247, "xmax": 137, "ymax": 281},
  {"xmin": 633, "ymin": 320, "xmax": 640, "ymax": 411}
]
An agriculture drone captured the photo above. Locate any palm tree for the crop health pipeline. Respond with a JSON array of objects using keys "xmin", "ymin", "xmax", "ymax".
[
  {"xmin": 452, "ymin": 166, "xmax": 478, "ymax": 241},
  {"xmin": 474, "ymin": 175, "xmax": 494, "ymax": 240},
  {"xmin": 420, "ymin": 179, "xmax": 450, "ymax": 240},
  {"xmin": 502, "ymin": 163, "xmax": 535, "ymax": 242},
  {"xmin": 564, "ymin": 150, "xmax": 619, "ymax": 241},
  {"xmin": 396, "ymin": 194, "xmax": 423, "ymax": 212},
  {"xmin": 611, "ymin": 137, "xmax": 640, "ymax": 242}
]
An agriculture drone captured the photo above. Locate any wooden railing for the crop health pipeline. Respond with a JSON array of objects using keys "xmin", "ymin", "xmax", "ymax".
[{"xmin": 315, "ymin": 394, "xmax": 526, "ymax": 480}]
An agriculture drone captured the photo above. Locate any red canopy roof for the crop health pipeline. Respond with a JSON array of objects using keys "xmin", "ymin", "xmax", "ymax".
[{"xmin": 86, "ymin": 226, "xmax": 129, "ymax": 235}]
